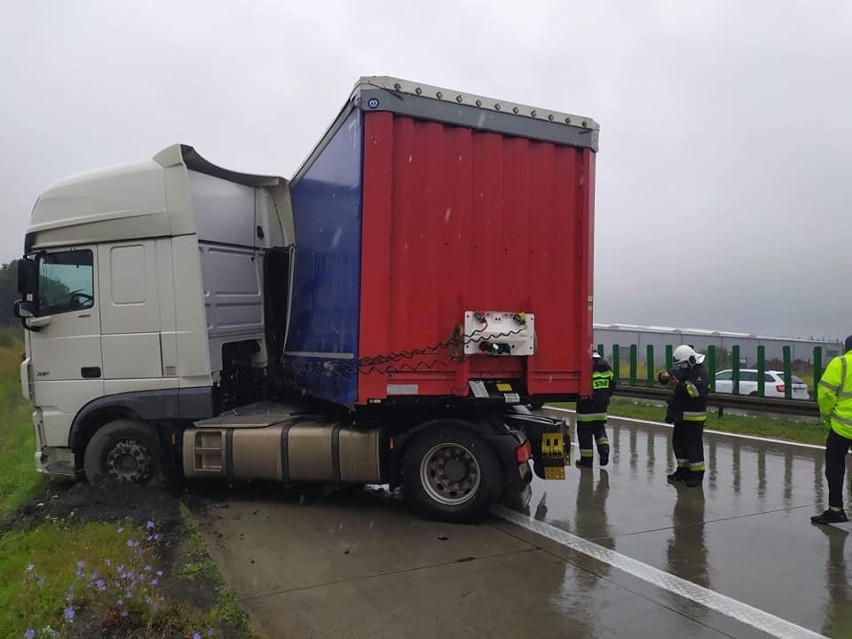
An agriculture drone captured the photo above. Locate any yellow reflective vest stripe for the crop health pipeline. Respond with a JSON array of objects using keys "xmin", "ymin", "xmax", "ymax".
[{"xmin": 818, "ymin": 352, "xmax": 852, "ymax": 440}]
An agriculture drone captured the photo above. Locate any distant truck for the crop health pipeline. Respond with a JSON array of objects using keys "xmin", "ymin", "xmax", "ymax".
[{"xmin": 14, "ymin": 77, "xmax": 599, "ymax": 521}]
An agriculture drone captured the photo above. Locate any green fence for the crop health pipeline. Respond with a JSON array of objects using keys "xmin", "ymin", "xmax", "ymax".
[{"xmin": 597, "ymin": 343, "xmax": 827, "ymax": 399}]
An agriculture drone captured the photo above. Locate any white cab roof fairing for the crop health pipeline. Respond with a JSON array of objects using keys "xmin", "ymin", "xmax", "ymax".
[{"xmin": 25, "ymin": 145, "xmax": 293, "ymax": 252}]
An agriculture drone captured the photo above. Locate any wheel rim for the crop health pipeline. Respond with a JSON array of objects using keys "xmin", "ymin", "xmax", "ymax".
[
  {"xmin": 105, "ymin": 439, "xmax": 152, "ymax": 482},
  {"xmin": 419, "ymin": 442, "xmax": 481, "ymax": 506}
]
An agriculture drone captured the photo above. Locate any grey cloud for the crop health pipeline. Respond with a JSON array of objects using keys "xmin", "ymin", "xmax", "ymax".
[{"xmin": 2, "ymin": 0, "xmax": 850, "ymax": 339}]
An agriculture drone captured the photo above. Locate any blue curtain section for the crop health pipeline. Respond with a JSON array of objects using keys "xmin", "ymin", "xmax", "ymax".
[{"xmin": 285, "ymin": 110, "xmax": 363, "ymax": 407}]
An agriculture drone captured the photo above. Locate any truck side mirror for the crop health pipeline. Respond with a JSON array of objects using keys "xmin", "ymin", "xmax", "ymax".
[
  {"xmin": 17, "ymin": 257, "xmax": 37, "ymax": 295},
  {"xmin": 14, "ymin": 299, "xmax": 36, "ymax": 318}
]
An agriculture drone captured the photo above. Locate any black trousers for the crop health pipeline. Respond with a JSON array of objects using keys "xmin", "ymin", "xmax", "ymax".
[
  {"xmin": 577, "ymin": 420, "xmax": 609, "ymax": 459},
  {"xmin": 825, "ymin": 429, "xmax": 852, "ymax": 509},
  {"xmin": 672, "ymin": 420, "xmax": 705, "ymax": 478}
]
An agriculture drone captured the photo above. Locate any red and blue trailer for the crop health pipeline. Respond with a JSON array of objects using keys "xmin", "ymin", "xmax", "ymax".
[{"xmin": 272, "ymin": 77, "xmax": 599, "ymax": 519}]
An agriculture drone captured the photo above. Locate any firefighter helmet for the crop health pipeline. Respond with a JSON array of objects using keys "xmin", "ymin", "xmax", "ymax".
[{"xmin": 672, "ymin": 344, "xmax": 705, "ymax": 368}]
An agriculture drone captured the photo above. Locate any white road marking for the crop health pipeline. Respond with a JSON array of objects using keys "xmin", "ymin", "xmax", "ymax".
[
  {"xmin": 493, "ymin": 506, "xmax": 826, "ymax": 639},
  {"xmin": 543, "ymin": 406, "xmax": 826, "ymax": 451}
]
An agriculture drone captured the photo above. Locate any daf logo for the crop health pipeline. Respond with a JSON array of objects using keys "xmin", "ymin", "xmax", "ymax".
[
  {"xmin": 367, "ymin": 97, "xmax": 380, "ymax": 109},
  {"xmin": 37, "ymin": 371, "xmax": 49, "ymax": 377}
]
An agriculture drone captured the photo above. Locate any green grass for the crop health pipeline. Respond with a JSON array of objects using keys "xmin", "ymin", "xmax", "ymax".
[
  {"xmin": 179, "ymin": 504, "xmax": 257, "ymax": 637},
  {"xmin": 0, "ymin": 329, "xmax": 255, "ymax": 638},
  {"xmin": 0, "ymin": 330, "xmax": 46, "ymax": 517},
  {"xmin": 555, "ymin": 397, "xmax": 828, "ymax": 446}
]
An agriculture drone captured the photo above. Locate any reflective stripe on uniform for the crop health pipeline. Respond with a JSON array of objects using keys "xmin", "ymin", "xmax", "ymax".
[
  {"xmin": 596, "ymin": 437, "xmax": 609, "ymax": 446},
  {"xmin": 820, "ymin": 380, "xmax": 841, "ymax": 392},
  {"xmin": 577, "ymin": 413, "xmax": 607, "ymax": 422},
  {"xmin": 677, "ymin": 458, "xmax": 689, "ymax": 468},
  {"xmin": 682, "ymin": 411, "xmax": 706, "ymax": 422},
  {"xmin": 580, "ymin": 449, "xmax": 594, "ymax": 457},
  {"xmin": 831, "ymin": 414, "xmax": 852, "ymax": 427},
  {"xmin": 689, "ymin": 462, "xmax": 706, "ymax": 471},
  {"xmin": 685, "ymin": 382, "xmax": 699, "ymax": 398}
]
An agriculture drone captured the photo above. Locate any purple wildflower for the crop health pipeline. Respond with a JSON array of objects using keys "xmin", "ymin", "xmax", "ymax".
[
  {"xmin": 66, "ymin": 593, "xmax": 75, "ymax": 603},
  {"xmin": 105, "ymin": 558, "xmax": 112, "ymax": 566},
  {"xmin": 127, "ymin": 539, "xmax": 139, "ymax": 548},
  {"xmin": 117, "ymin": 526, "xmax": 124, "ymax": 533},
  {"xmin": 144, "ymin": 564, "xmax": 152, "ymax": 572},
  {"xmin": 26, "ymin": 564, "xmax": 34, "ymax": 572},
  {"xmin": 150, "ymin": 578, "xmax": 158, "ymax": 586},
  {"xmin": 37, "ymin": 577, "xmax": 45, "ymax": 586},
  {"xmin": 193, "ymin": 633, "xmax": 201, "ymax": 639},
  {"xmin": 208, "ymin": 629, "xmax": 216, "ymax": 637},
  {"xmin": 96, "ymin": 579, "xmax": 106, "ymax": 591},
  {"xmin": 156, "ymin": 569, "xmax": 163, "ymax": 577},
  {"xmin": 117, "ymin": 564, "xmax": 124, "ymax": 572},
  {"xmin": 24, "ymin": 630, "xmax": 35, "ymax": 639},
  {"xmin": 146, "ymin": 520, "xmax": 155, "ymax": 530},
  {"xmin": 117, "ymin": 599, "xmax": 124, "ymax": 606},
  {"xmin": 121, "ymin": 610, "xmax": 128, "ymax": 618},
  {"xmin": 64, "ymin": 605, "xmax": 75, "ymax": 621}
]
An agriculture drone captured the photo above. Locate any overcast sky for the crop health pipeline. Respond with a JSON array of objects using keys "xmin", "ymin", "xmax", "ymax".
[{"xmin": 2, "ymin": 0, "xmax": 850, "ymax": 340}]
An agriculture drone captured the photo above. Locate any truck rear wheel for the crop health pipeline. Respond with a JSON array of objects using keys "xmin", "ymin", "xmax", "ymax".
[
  {"xmin": 402, "ymin": 427, "xmax": 501, "ymax": 523},
  {"xmin": 83, "ymin": 420, "xmax": 161, "ymax": 485}
]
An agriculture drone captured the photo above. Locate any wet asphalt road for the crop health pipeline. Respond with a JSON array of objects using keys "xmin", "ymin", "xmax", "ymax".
[{"xmin": 196, "ymin": 414, "xmax": 852, "ymax": 639}]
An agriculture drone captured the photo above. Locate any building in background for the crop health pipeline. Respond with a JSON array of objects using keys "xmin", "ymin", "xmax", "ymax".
[{"xmin": 594, "ymin": 324, "xmax": 842, "ymax": 367}]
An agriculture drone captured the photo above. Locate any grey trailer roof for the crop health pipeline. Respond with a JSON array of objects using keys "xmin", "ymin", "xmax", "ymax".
[{"xmin": 292, "ymin": 75, "xmax": 599, "ymax": 185}]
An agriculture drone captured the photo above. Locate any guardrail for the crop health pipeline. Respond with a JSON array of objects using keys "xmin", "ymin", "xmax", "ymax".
[{"xmin": 614, "ymin": 384, "xmax": 820, "ymax": 418}]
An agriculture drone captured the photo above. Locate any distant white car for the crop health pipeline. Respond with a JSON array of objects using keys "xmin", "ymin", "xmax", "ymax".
[{"xmin": 714, "ymin": 369, "xmax": 810, "ymax": 400}]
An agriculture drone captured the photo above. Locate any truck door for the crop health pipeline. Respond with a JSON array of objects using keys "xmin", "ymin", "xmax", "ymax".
[{"xmin": 28, "ymin": 247, "xmax": 104, "ymax": 445}]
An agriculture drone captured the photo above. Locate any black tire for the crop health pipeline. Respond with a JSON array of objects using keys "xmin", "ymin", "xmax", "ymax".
[
  {"xmin": 402, "ymin": 425, "xmax": 502, "ymax": 523},
  {"xmin": 83, "ymin": 420, "xmax": 162, "ymax": 485}
]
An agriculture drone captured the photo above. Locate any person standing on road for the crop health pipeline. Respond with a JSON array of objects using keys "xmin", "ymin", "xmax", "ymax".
[
  {"xmin": 811, "ymin": 335, "xmax": 852, "ymax": 525},
  {"xmin": 576, "ymin": 352, "xmax": 616, "ymax": 468},
  {"xmin": 659, "ymin": 345, "xmax": 709, "ymax": 487}
]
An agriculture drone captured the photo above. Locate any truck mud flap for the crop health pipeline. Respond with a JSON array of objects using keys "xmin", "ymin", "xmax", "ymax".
[{"xmin": 503, "ymin": 407, "xmax": 571, "ymax": 480}]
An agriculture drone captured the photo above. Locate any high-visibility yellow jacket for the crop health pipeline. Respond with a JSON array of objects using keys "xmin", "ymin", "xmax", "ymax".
[{"xmin": 818, "ymin": 351, "xmax": 852, "ymax": 440}]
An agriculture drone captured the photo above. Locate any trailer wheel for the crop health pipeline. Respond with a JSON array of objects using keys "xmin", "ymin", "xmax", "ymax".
[
  {"xmin": 402, "ymin": 427, "xmax": 501, "ymax": 522},
  {"xmin": 83, "ymin": 420, "xmax": 161, "ymax": 485}
]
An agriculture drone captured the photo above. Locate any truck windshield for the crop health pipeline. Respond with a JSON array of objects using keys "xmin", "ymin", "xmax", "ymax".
[{"xmin": 37, "ymin": 249, "xmax": 94, "ymax": 314}]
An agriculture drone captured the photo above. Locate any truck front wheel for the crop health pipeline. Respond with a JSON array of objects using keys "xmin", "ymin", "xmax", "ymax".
[
  {"xmin": 402, "ymin": 427, "xmax": 501, "ymax": 523},
  {"xmin": 83, "ymin": 420, "xmax": 162, "ymax": 485}
]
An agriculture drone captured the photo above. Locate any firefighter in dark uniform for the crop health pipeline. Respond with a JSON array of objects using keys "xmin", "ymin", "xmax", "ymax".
[
  {"xmin": 576, "ymin": 352, "xmax": 616, "ymax": 468},
  {"xmin": 659, "ymin": 345, "xmax": 709, "ymax": 487}
]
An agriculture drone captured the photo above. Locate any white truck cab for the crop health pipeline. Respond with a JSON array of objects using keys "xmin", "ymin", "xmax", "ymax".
[{"xmin": 16, "ymin": 145, "xmax": 293, "ymax": 480}]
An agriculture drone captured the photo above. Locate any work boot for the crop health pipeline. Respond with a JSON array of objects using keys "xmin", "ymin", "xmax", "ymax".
[
  {"xmin": 685, "ymin": 476, "xmax": 703, "ymax": 488},
  {"xmin": 667, "ymin": 469, "xmax": 687, "ymax": 483},
  {"xmin": 576, "ymin": 457, "xmax": 593, "ymax": 468},
  {"xmin": 598, "ymin": 446, "xmax": 610, "ymax": 467},
  {"xmin": 811, "ymin": 509, "xmax": 849, "ymax": 525}
]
